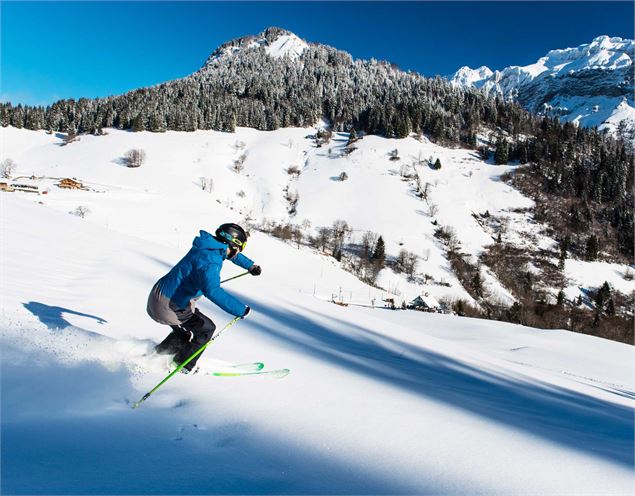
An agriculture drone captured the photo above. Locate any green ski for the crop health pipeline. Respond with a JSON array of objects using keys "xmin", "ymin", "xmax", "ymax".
[{"xmin": 211, "ymin": 368, "xmax": 290, "ymax": 379}]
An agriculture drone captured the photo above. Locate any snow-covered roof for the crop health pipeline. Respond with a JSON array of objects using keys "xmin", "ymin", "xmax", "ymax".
[{"xmin": 410, "ymin": 294, "xmax": 440, "ymax": 308}]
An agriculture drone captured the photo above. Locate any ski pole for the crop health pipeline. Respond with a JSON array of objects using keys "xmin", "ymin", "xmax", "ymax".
[
  {"xmin": 220, "ymin": 271, "xmax": 249, "ymax": 285},
  {"xmin": 132, "ymin": 315, "xmax": 242, "ymax": 409}
]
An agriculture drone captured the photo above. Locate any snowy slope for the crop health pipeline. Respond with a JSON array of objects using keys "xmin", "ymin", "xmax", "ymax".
[
  {"xmin": 265, "ymin": 33, "xmax": 308, "ymax": 60},
  {"xmin": 2, "ymin": 185, "xmax": 634, "ymax": 495},
  {"xmin": 450, "ymin": 36, "xmax": 635, "ymax": 135},
  {"xmin": 3, "ymin": 124, "xmax": 633, "ymax": 309},
  {"xmin": 2, "ymin": 125, "xmax": 635, "ymax": 494}
]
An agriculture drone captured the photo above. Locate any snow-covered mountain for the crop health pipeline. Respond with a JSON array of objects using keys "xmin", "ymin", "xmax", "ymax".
[
  {"xmin": 0, "ymin": 26, "xmax": 533, "ymax": 142},
  {"xmin": 449, "ymin": 36, "xmax": 635, "ymax": 135}
]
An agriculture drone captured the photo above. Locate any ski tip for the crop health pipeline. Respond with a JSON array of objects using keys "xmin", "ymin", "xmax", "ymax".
[
  {"xmin": 229, "ymin": 361, "xmax": 264, "ymax": 371},
  {"xmin": 272, "ymin": 369, "xmax": 290, "ymax": 379}
]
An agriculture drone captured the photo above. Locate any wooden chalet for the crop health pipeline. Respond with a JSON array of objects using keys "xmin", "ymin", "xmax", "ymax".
[
  {"xmin": 57, "ymin": 178, "xmax": 86, "ymax": 190},
  {"xmin": 0, "ymin": 181, "xmax": 15, "ymax": 192}
]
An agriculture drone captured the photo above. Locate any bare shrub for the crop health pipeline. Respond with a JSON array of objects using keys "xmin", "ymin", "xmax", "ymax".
[
  {"xmin": 70, "ymin": 206, "xmax": 90, "ymax": 218},
  {"xmin": 342, "ymin": 145, "xmax": 357, "ymax": 156},
  {"xmin": 61, "ymin": 128, "xmax": 79, "ymax": 146},
  {"xmin": 347, "ymin": 128, "xmax": 359, "ymax": 146},
  {"xmin": 360, "ymin": 231, "xmax": 379, "ymax": 260},
  {"xmin": 287, "ymin": 165, "xmax": 301, "ymax": 177},
  {"xmin": 1, "ymin": 158, "xmax": 17, "ymax": 178},
  {"xmin": 395, "ymin": 249, "xmax": 418, "ymax": 279},
  {"xmin": 316, "ymin": 128, "xmax": 332, "ymax": 147},
  {"xmin": 124, "ymin": 149, "xmax": 146, "ymax": 168},
  {"xmin": 272, "ymin": 223, "xmax": 293, "ymax": 241},
  {"xmin": 291, "ymin": 225, "xmax": 304, "ymax": 248},
  {"xmin": 434, "ymin": 225, "xmax": 460, "ymax": 255},
  {"xmin": 285, "ymin": 187, "xmax": 299, "ymax": 215},
  {"xmin": 310, "ymin": 227, "xmax": 332, "ymax": 253},
  {"xmin": 233, "ymin": 153, "xmax": 247, "ymax": 173},
  {"xmin": 414, "ymin": 175, "xmax": 430, "ymax": 200},
  {"xmin": 399, "ymin": 163, "xmax": 414, "ymax": 178},
  {"xmin": 331, "ymin": 220, "xmax": 351, "ymax": 259},
  {"xmin": 453, "ymin": 299, "xmax": 481, "ymax": 317},
  {"xmin": 199, "ymin": 177, "xmax": 214, "ymax": 193},
  {"xmin": 416, "ymin": 151, "xmax": 426, "ymax": 166}
]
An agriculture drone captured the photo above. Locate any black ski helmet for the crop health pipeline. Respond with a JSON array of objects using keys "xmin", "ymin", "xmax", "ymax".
[{"xmin": 215, "ymin": 223, "xmax": 249, "ymax": 251}]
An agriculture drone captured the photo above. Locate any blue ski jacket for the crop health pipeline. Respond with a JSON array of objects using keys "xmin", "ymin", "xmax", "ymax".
[{"xmin": 155, "ymin": 230, "xmax": 254, "ymax": 317}]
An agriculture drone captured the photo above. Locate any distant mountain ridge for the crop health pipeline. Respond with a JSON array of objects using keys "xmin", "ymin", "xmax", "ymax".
[{"xmin": 449, "ymin": 36, "xmax": 635, "ymax": 136}]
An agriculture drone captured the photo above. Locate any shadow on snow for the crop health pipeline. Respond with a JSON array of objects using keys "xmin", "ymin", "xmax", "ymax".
[
  {"xmin": 247, "ymin": 301, "xmax": 634, "ymax": 468},
  {"xmin": 23, "ymin": 301, "xmax": 107, "ymax": 330},
  {"xmin": 1, "ymin": 342, "xmax": 423, "ymax": 495}
]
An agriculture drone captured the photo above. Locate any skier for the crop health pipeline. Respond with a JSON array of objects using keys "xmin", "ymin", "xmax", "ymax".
[{"xmin": 147, "ymin": 223, "xmax": 261, "ymax": 372}]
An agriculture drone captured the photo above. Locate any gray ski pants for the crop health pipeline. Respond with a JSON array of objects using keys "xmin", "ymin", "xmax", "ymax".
[{"xmin": 146, "ymin": 282, "xmax": 197, "ymax": 325}]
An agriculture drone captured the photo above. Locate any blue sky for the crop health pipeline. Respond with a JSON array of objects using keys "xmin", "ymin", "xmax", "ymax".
[{"xmin": 2, "ymin": 1, "xmax": 633, "ymax": 106}]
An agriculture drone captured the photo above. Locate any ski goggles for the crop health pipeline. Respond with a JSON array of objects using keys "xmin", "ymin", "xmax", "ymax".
[{"xmin": 219, "ymin": 232, "xmax": 247, "ymax": 251}]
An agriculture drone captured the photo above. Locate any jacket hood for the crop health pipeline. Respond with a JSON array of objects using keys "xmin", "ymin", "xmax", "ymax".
[{"xmin": 192, "ymin": 230, "xmax": 227, "ymax": 251}]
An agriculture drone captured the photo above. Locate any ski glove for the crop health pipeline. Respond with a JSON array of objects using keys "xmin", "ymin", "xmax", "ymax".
[
  {"xmin": 248, "ymin": 265, "xmax": 262, "ymax": 276},
  {"xmin": 242, "ymin": 306, "xmax": 251, "ymax": 319}
]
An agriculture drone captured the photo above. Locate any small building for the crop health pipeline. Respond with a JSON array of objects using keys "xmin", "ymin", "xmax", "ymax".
[
  {"xmin": 383, "ymin": 297, "xmax": 396, "ymax": 310},
  {"xmin": 11, "ymin": 183, "xmax": 39, "ymax": 194},
  {"xmin": 57, "ymin": 178, "xmax": 85, "ymax": 190},
  {"xmin": 408, "ymin": 293, "xmax": 440, "ymax": 312},
  {"xmin": 332, "ymin": 300, "xmax": 349, "ymax": 307},
  {"xmin": 0, "ymin": 181, "xmax": 15, "ymax": 192}
]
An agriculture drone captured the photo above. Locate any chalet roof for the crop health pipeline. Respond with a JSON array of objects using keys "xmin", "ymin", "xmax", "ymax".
[{"xmin": 409, "ymin": 294, "xmax": 440, "ymax": 308}]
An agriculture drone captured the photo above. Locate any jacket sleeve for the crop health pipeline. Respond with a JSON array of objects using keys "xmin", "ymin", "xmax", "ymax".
[
  {"xmin": 231, "ymin": 252, "xmax": 255, "ymax": 271},
  {"xmin": 199, "ymin": 261, "xmax": 248, "ymax": 317}
]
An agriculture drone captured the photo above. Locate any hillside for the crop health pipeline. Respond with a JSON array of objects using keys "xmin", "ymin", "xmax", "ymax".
[
  {"xmin": 2, "ymin": 173, "xmax": 634, "ymax": 494},
  {"xmin": 2, "ymin": 124, "xmax": 633, "ymax": 344}
]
